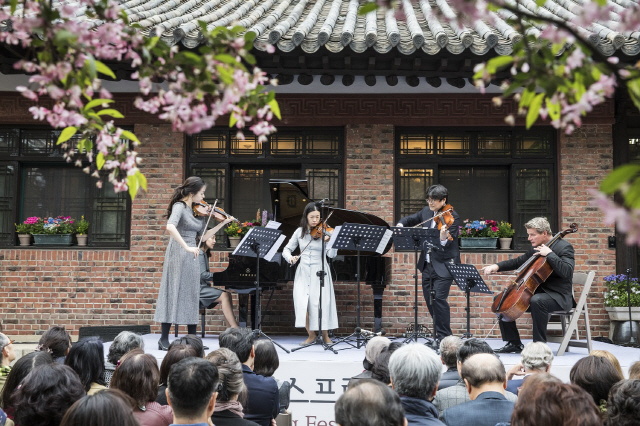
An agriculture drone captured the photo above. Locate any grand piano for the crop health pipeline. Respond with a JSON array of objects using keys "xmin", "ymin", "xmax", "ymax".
[{"xmin": 212, "ymin": 179, "xmax": 392, "ymax": 332}]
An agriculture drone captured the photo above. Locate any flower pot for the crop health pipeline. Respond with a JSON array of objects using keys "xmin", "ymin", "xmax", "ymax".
[
  {"xmin": 605, "ymin": 307, "xmax": 640, "ymax": 341},
  {"xmin": 498, "ymin": 238, "xmax": 512, "ymax": 250},
  {"xmin": 460, "ymin": 237, "xmax": 497, "ymax": 250},
  {"xmin": 18, "ymin": 234, "xmax": 31, "ymax": 246},
  {"xmin": 76, "ymin": 234, "xmax": 88, "ymax": 246},
  {"xmin": 32, "ymin": 234, "xmax": 73, "ymax": 246},
  {"xmin": 228, "ymin": 236, "xmax": 241, "ymax": 249}
]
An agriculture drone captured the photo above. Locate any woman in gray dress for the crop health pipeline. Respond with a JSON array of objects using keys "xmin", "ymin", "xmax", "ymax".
[{"xmin": 154, "ymin": 176, "xmax": 233, "ymax": 350}]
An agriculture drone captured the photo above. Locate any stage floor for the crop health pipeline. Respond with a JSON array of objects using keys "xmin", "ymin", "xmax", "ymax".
[{"xmin": 109, "ymin": 333, "xmax": 640, "ymax": 423}]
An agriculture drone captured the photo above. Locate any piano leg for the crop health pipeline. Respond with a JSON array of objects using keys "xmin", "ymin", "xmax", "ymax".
[
  {"xmin": 373, "ymin": 285, "xmax": 384, "ymax": 333},
  {"xmin": 238, "ymin": 294, "xmax": 249, "ymax": 328}
]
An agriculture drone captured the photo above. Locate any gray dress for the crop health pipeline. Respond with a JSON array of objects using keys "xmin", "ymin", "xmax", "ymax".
[{"xmin": 154, "ymin": 202, "xmax": 205, "ymax": 325}]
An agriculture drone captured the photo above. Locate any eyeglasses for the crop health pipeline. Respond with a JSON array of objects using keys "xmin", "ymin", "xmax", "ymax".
[
  {"xmin": 1, "ymin": 339, "xmax": 14, "ymax": 349},
  {"xmin": 426, "ymin": 199, "xmax": 442, "ymax": 204}
]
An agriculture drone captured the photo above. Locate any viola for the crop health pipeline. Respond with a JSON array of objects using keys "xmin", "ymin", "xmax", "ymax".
[
  {"xmin": 491, "ymin": 223, "xmax": 578, "ymax": 322},
  {"xmin": 433, "ymin": 204, "xmax": 455, "ymax": 241}
]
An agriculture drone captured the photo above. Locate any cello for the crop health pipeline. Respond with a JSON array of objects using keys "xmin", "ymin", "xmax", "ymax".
[{"xmin": 491, "ymin": 223, "xmax": 578, "ymax": 322}]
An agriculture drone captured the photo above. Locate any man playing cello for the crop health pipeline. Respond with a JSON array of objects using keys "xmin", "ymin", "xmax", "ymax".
[{"xmin": 481, "ymin": 217, "xmax": 575, "ymax": 353}]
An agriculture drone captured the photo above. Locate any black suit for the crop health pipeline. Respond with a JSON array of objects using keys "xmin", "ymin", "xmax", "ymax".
[
  {"xmin": 496, "ymin": 238, "xmax": 575, "ymax": 343},
  {"xmin": 241, "ymin": 365, "xmax": 279, "ymax": 426},
  {"xmin": 441, "ymin": 391, "xmax": 514, "ymax": 426},
  {"xmin": 398, "ymin": 206, "xmax": 461, "ymax": 338}
]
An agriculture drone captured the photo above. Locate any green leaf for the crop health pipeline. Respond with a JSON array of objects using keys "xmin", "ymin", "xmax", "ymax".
[
  {"xmin": 624, "ymin": 181, "xmax": 640, "ymax": 208},
  {"xmin": 486, "ymin": 56, "xmax": 513, "ymax": 74},
  {"xmin": 96, "ymin": 109, "xmax": 124, "ymax": 118},
  {"xmin": 627, "ymin": 78, "xmax": 640, "ymax": 113},
  {"xmin": 121, "ymin": 130, "xmax": 140, "ymax": 144},
  {"xmin": 146, "ymin": 36, "xmax": 160, "ymax": 50},
  {"xmin": 214, "ymin": 54, "xmax": 238, "ymax": 65},
  {"xmin": 96, "ymin": 152, "xmax": 106, "ymax": 170},
  {"xmin": 358, "ymin": 3, "xmax": 378, "ymax": 15},
  {"xmin": 535, "ymin": 0, "xmax": 546, "ymax": 6},
  {"xmin": 526, "ymin": 93, "xmax": 545, "ymax": 129},
  {"xmin": 600, "ymin": 164, "xmax": 640, "ymax": 194},
  {"xmin": 594, "ymin": 0, "xmax": 607, "ymax": 5},
  {"xmin": 10, "ymin": 0, "xmax": 17, "ymax": 14},
  {"xmin": 269, "ymin": 99, "xmax": 281, "ymax": 120},
  {"xmin": 77, "ymin": 138, "xmax": 86, "ymax": 153},
  {"xmin": 57, "ymin": 127, "xmax": 78, "ymax": 145},
  {"xmin": 85, "ymin": 57, "xmax": 97, "ymax": 81},
  {"xmin": 244, "ymin": 31, "xmax": 257, "ymax": 44},
  {"xmin": 128, "ymin": 174, "xmax": 139, "ymax": 201},
  {"xmin": 546, "ymin": 98, "xmax": 561, "ymax": 121},
  {"xmin": 137, "ymin": 171, "xmax": 148, "ymax": 192},
  {"xmin": 229, "ymin": 112, "xmax": 238, "ymax": 128},
  {"xmin": 84, "ymin": 98, "xmax": 114, "ymax": 112},
  {"xmin": 519, "ymin": 88, "xmax": 535, "ymax": 108},
  {"xmin": 94, "ymin": 60, "xmax": 116, "ymax": 79}
]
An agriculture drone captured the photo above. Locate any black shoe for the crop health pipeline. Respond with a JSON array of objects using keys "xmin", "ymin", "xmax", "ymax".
[
  {"xmin": 158, "ymin": 339, "xmax": 169, "ymax": 351},
  {"xmin": 494, "ymin": 342, "xmax": 524, "ymax": 354},
  {"xmin": 203, "ymin": 345, "xmax": 209, "ymax": 350}
]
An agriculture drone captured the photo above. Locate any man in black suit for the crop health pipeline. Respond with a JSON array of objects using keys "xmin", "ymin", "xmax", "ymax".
[
  {"xmin": 482, "ymin": 217, "xmax": 575, "ymax": 353},
  {"xmin": 397, "ymin": 184, "xmax": 461, "ymax": 339}
]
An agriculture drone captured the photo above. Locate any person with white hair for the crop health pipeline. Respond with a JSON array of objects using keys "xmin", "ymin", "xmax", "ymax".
[
  {"xmin": 0, "ymin": 333, "xmax": 16, "ymax": 392},
  {"xmin": 349, "ymin": 336, "xmax": 391, "ymax": 386},
  {"xmin": 104, "ymin": 331, "xmax": 145, "ymax": 386},
  {"xmin": 389, "ymin": 343, "xmax": 444, "ymax": 426},
  {"xmin": 506, "ymin": 342, "xmax": 553, "ymax": 395},
  {"xmin": 438, "ymin": 336, "xmax": 463, "ymax": 390}
]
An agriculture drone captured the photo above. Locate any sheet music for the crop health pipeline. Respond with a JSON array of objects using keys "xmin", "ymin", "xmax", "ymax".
[
  {"xmin": 231, "ymin": 228, "xmax": 254, "ymax": 256},
  {"xmin": 265, "ymin": 234, "xmax": 286, "ymax": 262},
  {"xmin": 376, "ymin": 229, "xmax": 393, "ymax": 254},
  {"xmin": 265, "ymin": 220, "xmax": 281, "ymax": 229},
  {"xmin": 325, "ymin": 225, "xmax": 341, "ymax": 250}
]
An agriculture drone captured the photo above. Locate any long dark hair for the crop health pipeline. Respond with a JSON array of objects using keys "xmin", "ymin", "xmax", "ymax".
[
  {"xmin": 299, "ymin": 202, "xmax": 320, "ymax": 237},
  {"xmin": 65, "ymin": 337, "xmax": 106, "ymax": 392},
  {"xmin": 164, "ymin": 176, "xmax": 206, "ymax": 219},
  {"xmin": 0, "ymin": 351, "xmax": 53, "ymax": 409},
  {"xmin": 60, "ymin": 389, "xmax": 139, "ymax": 426}
]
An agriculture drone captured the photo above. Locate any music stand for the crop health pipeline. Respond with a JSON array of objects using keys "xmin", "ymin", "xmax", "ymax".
[
  {"xmin": 328, "ymin": 223, "xmax": 392, "ymax": 350},
  {"xmin": 233, "ymin": 227, "xmax": 289, "ymax": 353},
  {"xmin": 392, "ymin": 227, "xmax": 435, "ymax": 344},
  {"xmin": 445, "ymin": 263, "xmax": 493, "ymax": 338}
]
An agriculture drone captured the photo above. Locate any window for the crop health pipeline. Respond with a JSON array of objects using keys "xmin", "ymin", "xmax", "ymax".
[
  {"xmin": 0, "ymin": 128, "xmax": 130, "ymax": 247},
  {"xmin": 188, "ymin": 128, "xmax": 344, "ymax": 246},
  {"xmin": 396, "ymin": 128, "xmax": 557, "ymax": 250}
]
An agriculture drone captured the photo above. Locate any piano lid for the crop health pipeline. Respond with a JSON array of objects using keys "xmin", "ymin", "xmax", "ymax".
[{"xmin": 269, "ymin": 179, "xmax": 393, "ymax": 256}]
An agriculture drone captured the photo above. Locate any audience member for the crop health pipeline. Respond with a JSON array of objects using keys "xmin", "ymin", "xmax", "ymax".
[
  {"xmin": 219, "ymin": 328, "xmax": 278, "ymax": 426},
  {"xmin": 171, "ymin": 335, "xmax": 206, "ymax": 358},
  {"xmin": 517, "ymin": 372, "xmax": 561, "ymax": 392},
  {"xmin": 253, "ymin": 339, "xmax": 290, "ymax": 414},
  {"xmin": 111, "ymin": 348, "xmax": 173, "ymax": 426},
  {"xmin": 388, "ymin": 343, "xmax": 443, "ymax": 426},
  {"xmin": 60, "ymin": 389, "xmax": 139, "ymax": 426},
  {"xmin": 629, "ymin": 361, "xmax": 640, "ymax": 380},
  {"xmin": 606, "ymin": 379, "xmax": 640, "ymax": 426},
  {"xmin": 438, "ymin": 336, "xmax": 462, "ymax": 390},
  {"xmin": 442, "ymin": 354, "xmax": 514, "ymax": 426},
  {"xmin": 0, "ymin": 351, "xmax": 53, "ymax": 413},
  {"xmin": 37, "ymin": 326, "xmax": 72, "ymax": 364},
  {"xmin": 348, "ymin": 336, "xmax": 391, "ymax": 385},
  {"xmin": 371, "ymin": 342, "xmax": 404, "ymax": 385},
  {"xmin": 65, "ymin": 336, "xmax": 107, "ymax": 395},
  {"xmin": 104, "ymin": 331, "xmax": 145, "ymax": 386},
  {"xmin": 569, "ymin": 355, "xmax": 623, "ymax": 415},
  {"xmin": 10, "ymin": 363, "xmax": 85, "ymax": 426},
  {"xmin": 0, "ymin": 334, "xmax": 15, "ymax": 392},
  {"xmin": 433, "ymin": 339, "xmax": 516, "ymax": 417},
  {"xmin": 335, "ymin": 379, "xmax": 405, "ymax": 426},
  {"xmin": 166, "ymin": 358, "xmax": 218, "ymax": 426},
  {"xmin": 206, "ymin": 348, "xmax": 259, "ymax": 426},
  {"xmin": 157, "ymin": 344, "xmax": 198, "ymax": 405},
  {"xmin": 589, "ymin": 349, "xmax": 624, "ymax": 378},
  {"xmin": 509, "ymin": 381, "xmax": 601, "ymax": 426},
  {"xmin": 506, "ymin": 342, "xmax": 553, "ymax": 395}
]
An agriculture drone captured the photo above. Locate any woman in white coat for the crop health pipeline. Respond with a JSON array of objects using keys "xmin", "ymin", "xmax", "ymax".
[{"xmin": 283, "ymin": 202, "xmax": 339, "ymax": 345}]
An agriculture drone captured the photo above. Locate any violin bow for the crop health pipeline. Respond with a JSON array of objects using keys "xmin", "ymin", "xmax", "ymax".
[
  {"xmin": 297, "ymin": 210, "xmax": 335, "ymax": 257},
  {"xmin": 196, "ymin": 199, "xmax": 218, "ymax": 253},
  {"xmin": 411, "ymin": 207, "xmax": 453, "ymax": 228}
]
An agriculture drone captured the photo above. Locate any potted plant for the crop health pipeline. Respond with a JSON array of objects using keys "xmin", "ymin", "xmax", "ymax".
[
  {"xmin": 604, "ymin": 274, "xmax": 640, "ymax": 320},
  {"xmin": 15, "ymin": 217, "xmax": 38, "ymax": 246},
  {"xmin": 497, "ymin": 221, "xmax": 515, "ymax": 250},
  {"xmin": 459, "ymin": 219, "xmax": 499, "ymax": 249},
  {"xmin": 75, "ymin": 215, "xmax": 90, "ymax": 246},
  {"xmin": 32, "ymin": 216, "xmax": 75, "ymax": 246}
]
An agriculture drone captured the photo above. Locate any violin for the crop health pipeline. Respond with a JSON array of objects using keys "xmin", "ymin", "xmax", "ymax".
[
  {"xmin": 433, "ymin": 204, "xmax": 455, "ymax": 241},
  {"xmin": 310, "ymin": 222, "xmax": 334, "ymax": 240},
  {"xmin": 192, "ymin": 201, "xmax": 238, "ymax": 223}
]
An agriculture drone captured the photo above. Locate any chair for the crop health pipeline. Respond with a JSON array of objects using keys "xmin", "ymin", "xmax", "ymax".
[{"xmin": 547, "ymin": 271, "xmax": 595, "ymax": 356}]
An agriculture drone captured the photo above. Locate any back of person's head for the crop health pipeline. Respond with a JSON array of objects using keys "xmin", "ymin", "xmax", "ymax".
[
  {"xmin": 206, "ymin": 348, "xmax": 246, "ymax": 403},
  {"xmin": 38, "ymin": 326, "xmax": 72, "ymax": 359},
  {"xmin": 253, "ymin": 339, "xmax": 279, "ymax": 377},
  {"xmin": 219, "ymin": 327, "xmax": 255, "ymax": 363},
  {"xmin": 0, "ymin": 333, "xmax": 11, "ymax": 365},
  {"xmin": 363, "ymin": 336, "xmax": 391, "ymax": 370},
  {"xmin": 159, "ymin": 344, "xmax": 198, "ymax": 386},
  {"xmin": 511, "ymin": 381, "xmax": 601, "ymax": 426},
  {"xmin": 335, "ymin": 379, "xmax": 404, "ymax": 426},
  {"xmin": 629, "ymin": 361, "xmax": 640, "ymax": 380},
  {"xmin": 60, "ymin": 389, "xmax": 138, "ymax": 426},
  {"xmin": 10, "ymin": 363, "xmax": 85, "ymax": 426},
  {"xmin": 570, "ymin": 355, "xmax": 623, "ymax": 407},
  {"xmin": 110, "ymin": 348, "xmax": 160, "ymax": 408},
  {"xmin": 518, "ymin": 372, "xmax": 562, "ymax": 392},
  {"xmin": 590, "ymin": 349, "xmax": 624, "ymax": 378},
  {"xmin": 371, "ymin": 343, "xmax": 404, "ymax": 385},
  {"xmin": 65, "ymin": 336, "xmax": 105, "ymax": 392},
  {"xmin": 107, "ymin": 331, "xmax": 144, "ymax": 365},
  {"xmin": 167, "ymin": 357, "xmax": 219, "ymax": 419},
  {"xmin": 606, "ymin": 379, "xmax": 640, "ymax": 426},
  {"xmin": 460, "ymin": 353, "xmax": 506, "ymax": 388},
  {"xmin": 0, "ymin": 350, "xmax": 53, "ymax": 409},
  {"xmin": 439, "ymin": 336, "xmax": 463, "ymax": 370},
  {"xmin": 389, "ymin": 343, "xmax": 441, "ymax": 400},
  {"xmin": 456, "ymin": 338, "xmax": 494, "ymax": 363},
  {"xmin": 521, "ymin": 342, "xmax": 553, "ymax": 372},
  {"xmin": 171, "ymin": 334, "xmax": 205, "ymax": 358}
]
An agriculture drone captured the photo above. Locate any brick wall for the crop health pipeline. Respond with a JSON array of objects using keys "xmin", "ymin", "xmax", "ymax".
[{"xmin": 0, "ymin": 120, "xmax": 617, "ymax": 340}]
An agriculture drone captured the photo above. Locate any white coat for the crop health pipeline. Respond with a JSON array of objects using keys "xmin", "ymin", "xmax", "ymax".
[{"xmin": 283, "ymin": 227, "xmax": 339, "ymax": 330}]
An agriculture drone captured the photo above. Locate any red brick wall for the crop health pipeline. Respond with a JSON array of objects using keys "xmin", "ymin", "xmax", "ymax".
[{"xmin": 0, "ymin": 120, "xmax": 616, "ymax": 340}]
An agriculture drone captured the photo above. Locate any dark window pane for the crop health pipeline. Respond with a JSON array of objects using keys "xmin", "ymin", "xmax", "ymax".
[
  {"xmin": 23, "ymin": 167, "xmax": 89, "ymax": 220},
  {"xmin": 399, "ymin": 168, "xmax": 434, "ymax": 218},
  {"xmin": 478, "ymin": 133, "xmax": 511, "ymax": 156},
  {"xmin": 192, "ymin": 131, "xmax": 226, "ymax": 155},
  {"xmin": 515, "ymin": 131, "xmax": 552, "ymax": 156},
  {"xmin": 91, "ymin": 183, "xmax": 128, "ymax": 245},
  {"xmin": 514, "ymin": 167, "xmax": 554, "ymax": 249},
  {"xmin": 437, "ymin": 133, "xmax": 470, "ymax": 155},
  {"xmin": 306, "ymin": 168, "xmax": 339, "ymax": 206},
  {"xmin": 21, "ymin": 130, "xmax": 61, "ymax": 156},
  {"xmin": 0, "ymin": 163, "xmax": 16, "ymax": 244},
  {"xmin": 230, "ymin": 133, "xmax": 263, "ymax": 156},
  {"xmin": 439, "ymin": 167, "xmax": 509, "ymax": 223},
  {"xmin": 271, "ymin": 133, "xmax": 302, "ymax": 156},
  {"xmin": 630, "ymin": 138, "xmax": 640, "ymax": 161},
  {"xmin": 231, "ymin": 168, "xmax": 300, "ymax": 222},
  {"xmin": 400, "ymin": 134, "xmax": 433, "ymax": 155},
  {"xmin": 0, "ymin": 129, "xmax": 19, "ymax": 155},
  {"xmin": 307, "ymin": 133, "xmax": 339, "ymax": 156}
]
